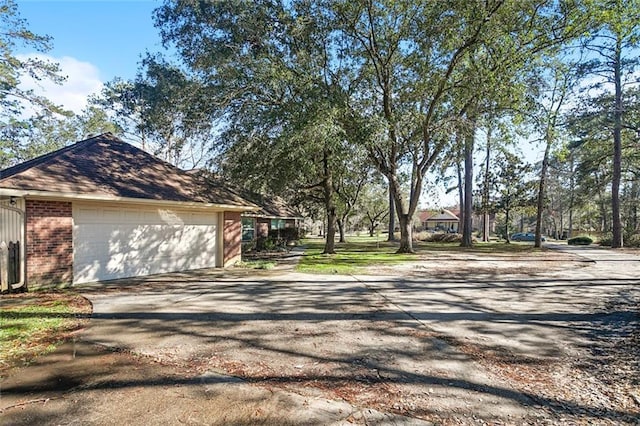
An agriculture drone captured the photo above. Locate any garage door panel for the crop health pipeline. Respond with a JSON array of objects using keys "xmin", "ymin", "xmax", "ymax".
[{"xmin": 73, "ymin": 205, "xmax": 218, "ymax": 284}]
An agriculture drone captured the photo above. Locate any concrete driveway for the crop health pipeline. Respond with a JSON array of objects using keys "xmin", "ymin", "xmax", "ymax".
[{"xmin": 2, "ymin": 247, "xmax": 638, "ymax": 424}]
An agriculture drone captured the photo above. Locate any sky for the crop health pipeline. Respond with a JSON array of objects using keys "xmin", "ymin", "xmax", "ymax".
[{"xmin": 15, "ymin": 0, "xmax": 165, "ymax": 113}]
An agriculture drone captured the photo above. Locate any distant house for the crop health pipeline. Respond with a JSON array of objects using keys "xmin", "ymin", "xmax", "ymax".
[
  {"xmin": 419, "ymin": 209, "xmax": 460, "ymax": 232},
  {"xmin": 0, "ymin": 133, "xmax": 256, "ymax": 289},
  {"xmin": 239, "ymin": 193, "xmax": 303, "ymax": 242},
  {"xmin": 419, "ymin": 207, "xmax": 497, "ymax": 236},
  {"xmin": 193, "ymin": 172, "xmax": 302, "ymax": 243}
]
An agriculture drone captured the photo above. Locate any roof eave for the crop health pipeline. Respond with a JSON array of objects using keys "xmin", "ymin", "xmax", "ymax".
[
  {"xmin": 242, "ymin": 213, "xmax": 303, "ymax": 220},
  {"xmin": 0, "ymin": 188, "xmax": 258, "ymax": 212}
]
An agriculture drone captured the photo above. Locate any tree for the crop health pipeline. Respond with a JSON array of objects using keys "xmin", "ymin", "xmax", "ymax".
[
  {"xmin": 155, "ymin": 0, "xmax": 380, "ymax": 254},
  {"xmin": 581, "ymin": 0, "xmax": 640, "ymax": 247},
  {"xmin": 489, "ymin": 150, "xmax": 536, "ymax": 243},
  {"xmin": 0, "ymin": 0, "xmax": 66, "ymax": 167},
  {"xmin": 332, "ymin": 0, "xmax": 581, "ymax": 252},
  {"xmin": 332, "ymin": 0, "xmax": 499, "ymax": 252},
  {"xmin": 355, "ymin": 182, "xmax": 389, "ymax": 237},
  {"xmin": 95, "ymin": 55, "xmax": 216, "ymax": 168},
  {"xmin": 566, "ymin": 86, "xmax": 640, "ymax": 238},
  {"xmin": 334, "ymin": 156, "xmax": 372, "ymax": 242},
  {"xmin": 531, "ymin": 59, "xmax": 578, "ymax": 247}
]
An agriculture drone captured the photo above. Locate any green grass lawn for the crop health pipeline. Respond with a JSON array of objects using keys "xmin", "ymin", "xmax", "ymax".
[
  {"xmin": 296, "ymin": 236, "xmax": 542, "ymax": 274},
  {"xmin": 0, "ymin": 293, "xmax": 90, "ymax": 373}
]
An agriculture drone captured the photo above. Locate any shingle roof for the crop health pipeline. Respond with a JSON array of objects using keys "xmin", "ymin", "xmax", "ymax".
[
  {"xmin": 240, "ymin": 191, "xmax": 302, "ymax": 219},
  {"xmin": 0, "ymin": 133, "xmax": 255, "ymax": 208},
  {"xmin": 419, "ymin": 209, "xmax": 459, "ymax": 222},
  {"xmin": 193, "ymin": 171, "xmax": 301, "ymax": 219}
]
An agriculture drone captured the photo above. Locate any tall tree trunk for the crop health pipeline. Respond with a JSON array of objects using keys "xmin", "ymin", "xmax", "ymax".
[
  {"xmin": 505, "ymin": 208, "xmax": 511, "ymax": 243},
  {"xmin": 387, "ymin": 176, "xmax": 415, "ymax": 253},
  {"xmin": 457, "ymin": 159, "xmax": 464, "ymax": 234},
  {"xmin": 397, "ymin": 213, "xmax": 413, "ymax": 252},
  {"xmin": 322, "ymin": 148, "xmax": 336, "ymax": 254},
  {"xmin": 612, "ymin": 38, "xmax": 623, "ymax": 248},
  {"xmin": 482, "ymin": 127, "xmax": 491, "ymax": 242},
  {"xmin": 568, "ymin": 155, "xmax": 575, "ymax": 239},
  {"xmin": 387, "ymin": 183, "xmax": 396, "ymax": 241},
  {"xmin": 461, "ymin": 123, "xmax": 475, "ymax": 247},
  {"xmin": 337, "ymin": 218, "xmax": 346, "ymax": 243},
  {"xmin": 535, "ymin": 131, "xmax": 551, "ymax": 248}
]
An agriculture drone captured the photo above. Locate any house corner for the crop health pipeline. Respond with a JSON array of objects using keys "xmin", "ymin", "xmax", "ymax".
[{"xmin": 223, "ymin": 211, "xmax": 242, "ymax": 267}]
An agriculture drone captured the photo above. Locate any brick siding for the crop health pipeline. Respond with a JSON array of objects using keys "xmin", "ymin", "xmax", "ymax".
[
  {"xmin": 26, "ymin": 199, "xmax": 73, "ymax": 287},
  {"xmin": 223, "ymin": 211, "xmax": 242, "ymax": 267}
]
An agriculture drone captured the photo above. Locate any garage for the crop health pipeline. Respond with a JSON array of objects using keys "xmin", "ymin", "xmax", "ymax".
[
  {"xmin": 73, "ymin": 203, "xmax": 220, "ymax": 284},
  {"xmin": 0, "ymin": 133, "xmax": 255, "ymax": 289}
]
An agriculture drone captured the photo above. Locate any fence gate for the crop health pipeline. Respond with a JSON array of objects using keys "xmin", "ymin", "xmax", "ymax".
[{"xmin": 1, "ymin": 198, "xmax": 25, "ymax": 292}]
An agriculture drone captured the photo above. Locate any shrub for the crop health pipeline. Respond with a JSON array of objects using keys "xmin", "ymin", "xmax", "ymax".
[
  {"xmin": 241, "ymin": 240, "xmax": 256, "ymax": 253},
  {"xmin": 256, "ymin": 236, "xmax": 278, "ymax": 251},
  {"xmin": 269, "ymin": 227, "xmax": 299, "ymax": 244},
  {"xmin": 568, "ymin": 236, "xmax": 593, "ymax": 246},
  {"xmin": 626, "ymin": 234, "xmax": 640, "ymax": 248},
  {"xmin": 598, "ymin": 234, "xmax": 612, "ymax": 246},
  {"xmin": 413, "ymin": 231, "xmax": 431, "ymax": 241},
  {"xmin": 424, "ymin": 232, "xmax": 464, "ymax": 243}
]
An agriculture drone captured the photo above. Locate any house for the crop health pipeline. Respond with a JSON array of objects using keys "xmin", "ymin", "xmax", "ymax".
[
  {"xmin": 239, "ymin": 192, "xmax": 302, "ymax": 242},
  {"xmin": 420, "ymin": 209, "xmax": 460, "ymax": 232},
  {"xmin": 189, "ymin": 172, "xmax": 303, "ymax": 243},
  {"xmin": 0, "ymin": 133, "xmax": 257, "ymax": 289}
]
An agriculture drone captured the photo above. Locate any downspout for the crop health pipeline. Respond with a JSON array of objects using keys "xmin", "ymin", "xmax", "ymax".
[{"xmin": 0, "ymin": 202, "xmax": 26, "ymax": 291}]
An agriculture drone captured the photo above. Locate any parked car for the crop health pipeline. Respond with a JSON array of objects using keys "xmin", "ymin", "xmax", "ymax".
[{"xmin": 510, "ymin": 232, "xmax": 546, "ymax": 242}]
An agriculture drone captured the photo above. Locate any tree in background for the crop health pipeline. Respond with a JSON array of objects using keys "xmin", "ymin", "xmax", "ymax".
[
  {"xmin": 531, "ymin": 58, "xmax": 578, "ymax": 247},
  {"xmin": 580, "ymin": 0, "xmax": 640, "ymax": 247},
  {"xmin": 0, "ymin": 0, "xmax": 67, "ymax": 167},
  {"xmin": 95, "ymin": 55, "xmax": 216, "ymax": 169},
  {"xmin": 567, "ymin": 86, "xmax": 640, "ymax": 239},
  {"xmin": 354, "ymin": 181, "xmax": 389, "ymax": 237},
  {"xmin": 484, "ymin": 150, "xmax": 536, "ymax": 243}
]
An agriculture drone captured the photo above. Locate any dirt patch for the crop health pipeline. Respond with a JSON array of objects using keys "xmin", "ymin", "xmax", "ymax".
[{"xmin": 365, "ymin": 250, "xmax": 585, "ymax": 278}]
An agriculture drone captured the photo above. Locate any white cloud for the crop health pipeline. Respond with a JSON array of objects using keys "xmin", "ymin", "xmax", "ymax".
[{"xmin": 16, "ymin": 54, "xmax": 104, "ymax": 115}]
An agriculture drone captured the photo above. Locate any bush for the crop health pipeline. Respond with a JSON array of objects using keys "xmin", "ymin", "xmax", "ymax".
[
  {"xmin": 266, "ymin": 227, "xmax": 299, "ymax": 249},
  {"xmin": 256, "ymin": 236, "xmax": 277, "ymax": 251},
  {"xmin": 568, "ymin": 236, "xmax": 593, "ymax": 246},
  {"xmin": 413, "ymin": 231, "xmax": 431, "ymax": 241},
  {"xmin": 424, "ymin": 232, "xmax": 464, "ymax": 243},
  {"xmin": 598, "ymin": 234, "xmax": 612, "ymax": 246},
  {"xmin": 626, "ymin": 234, "xmax": 640, "ymax": 248},
  {"xmin": 269, "ymin": 227, "xmax": 299, "ymax": 244},
  {"xmin": 241, "ymin": 240, "xmax": 256, "ymax": 253}
]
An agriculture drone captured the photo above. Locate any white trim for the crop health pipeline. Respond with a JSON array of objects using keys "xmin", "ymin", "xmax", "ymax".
[
  {"xmin": 242, "ymin": 214, "xmax": 303, "ymax": 220},
  {"xmin": 0, "ymin": 188, "xmax": 257, "ymax": 212}
]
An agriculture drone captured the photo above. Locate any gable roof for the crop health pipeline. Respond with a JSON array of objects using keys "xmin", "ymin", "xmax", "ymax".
[
  {"xmin": 420, "ymin": 209, "xmax": 460, "ymax": 222},
  {"xmin": 0, "ymin": 133, "xmax": 256, "ymax": 210}
]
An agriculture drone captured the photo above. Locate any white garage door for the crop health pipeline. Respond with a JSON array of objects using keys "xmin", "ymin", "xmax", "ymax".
[{"xmin": 73, "ymin": 203, "xmax": 219, "ymax": 284}]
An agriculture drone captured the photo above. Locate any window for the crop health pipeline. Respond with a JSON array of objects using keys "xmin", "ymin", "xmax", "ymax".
[
  {"xmin": 270, "ymin": 219, "xmax": 285, "ymax": 230},
  {"xmin": 242, "ymin": 218, "xmax": 255, "ymax": 241}
]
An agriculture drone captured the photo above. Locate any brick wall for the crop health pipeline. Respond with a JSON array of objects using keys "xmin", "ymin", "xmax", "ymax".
[
  {"xmin": 223, "ymin": 211, "xmax": 242, "ymax": 267},
  {"xmin": 26, "ymin": 199, "xmax": 73, "ymax": 287}
]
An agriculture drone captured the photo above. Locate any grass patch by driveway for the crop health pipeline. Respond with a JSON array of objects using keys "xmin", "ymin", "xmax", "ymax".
[
  {"xmin": 297, "ymin": 237, "xmax": 547, "ymax": 274},
  {"xmin": 0, "ymin": 293, "xmax": 91, "ymax": 375}
]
